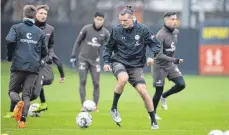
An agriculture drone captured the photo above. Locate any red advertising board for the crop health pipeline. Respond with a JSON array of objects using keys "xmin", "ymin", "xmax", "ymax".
[{"xmin": 199, "ymin": 45, "xmax": 229, "ymax": 75}]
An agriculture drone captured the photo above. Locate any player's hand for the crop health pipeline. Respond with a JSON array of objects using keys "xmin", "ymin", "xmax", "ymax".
[
  {"xmin": 174, "ymin": 59, "xmax": 184, "ymax": 64},
  {"xmin": 70, "ymin": 56, "xmax": 76, "ymax": 67},
  {"xmin": 104, "ymin": 64, "xmax": 111, "ymax": 72},
  {"xmin": 46, "ymin": 55, "xmax": 53, "ymax": 64},
  {"xmin": 147, "ymin": 57, "xmax": 154, "ymax": 66}
]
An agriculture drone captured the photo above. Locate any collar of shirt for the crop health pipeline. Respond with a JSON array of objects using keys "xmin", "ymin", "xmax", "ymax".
[
  {"xmin": 163, "ymin": 24, "xmax": 174, "ymax": 33},
  {"xmin": 35, "ymin": 20, "xmax": 46, "ymax": 29},
  {"xmin": 23, "ymin": 18, "xmax": 35, "ymax": 24}
]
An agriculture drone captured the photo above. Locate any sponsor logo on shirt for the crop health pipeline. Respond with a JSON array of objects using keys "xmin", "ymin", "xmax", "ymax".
[
  {"xmin": 87, "ymin": 37, "xmax": 101, "ymax": 47},
  {"xmin": 20, "ymin": 33, "xmax": 38, "ymax": 44},
  {"xmin": 165, "ymin": 42, "xmax": 176, "ymax": 52}
]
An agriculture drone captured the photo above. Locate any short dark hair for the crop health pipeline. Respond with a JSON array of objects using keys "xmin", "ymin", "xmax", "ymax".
[
  {"xmin": 164, "ymin": 12, "xmax": 177, "ymax": 18},
  {"xmin": 23, "ymin": 5, "xmax": 37, "ymax": 19},
  {"xmin": 119, "ymin": 6, "xmax": 134, "ymax": 16},
  {"xmin": 36, "ymin": 5, "xmax": 49, "ymax": 12},
  {"xmin": 94, "ymin": 12, "xmax": 104, "ymax": 18}
]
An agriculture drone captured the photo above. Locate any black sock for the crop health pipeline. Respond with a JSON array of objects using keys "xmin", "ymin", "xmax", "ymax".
[
  {"xmin": 111, "ymin": 92, "xmax": 121, "ymax": 110},
  {"xmin": 20, "ymin": 115, "xmax": 26, "ymax": 122},
  {"xmin": 153, "ymin": 87, "xmax": 164, "ymax": 113},
  {"xmin": 148, "ymin": 111, "xmax": 157, "ymax": 125},
  {"xmin": 39, "ymin": 88, "xmax": 46, "ymax": 103},
  {"xmin": 10, "ymin": 101, "xmax": 16, "ymax": 112}
]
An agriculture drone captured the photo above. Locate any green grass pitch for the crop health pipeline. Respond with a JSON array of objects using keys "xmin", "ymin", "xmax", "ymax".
[{"xmin": 1, "ymin": 62, "xmax": 229, "ymax": 135}]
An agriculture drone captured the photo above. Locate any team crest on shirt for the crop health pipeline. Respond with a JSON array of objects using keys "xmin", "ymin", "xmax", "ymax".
[{"xmin": 135, "ymin": 35, "xmax": 140, "ymax": 40}]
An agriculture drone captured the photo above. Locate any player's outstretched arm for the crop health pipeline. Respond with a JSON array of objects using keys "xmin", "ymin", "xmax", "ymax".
[{"xmin": 71, "ymin": 26, "xmax": 87, "ymax": 57}]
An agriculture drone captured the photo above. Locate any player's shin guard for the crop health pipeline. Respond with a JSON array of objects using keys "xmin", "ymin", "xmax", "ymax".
[
  {"xmin": 111, "ymin": 92, "xmax": 122, "ymax": 110},
  {"xmin": 153, "ymin": 86, "xmax": 164, "ymax": 112}
]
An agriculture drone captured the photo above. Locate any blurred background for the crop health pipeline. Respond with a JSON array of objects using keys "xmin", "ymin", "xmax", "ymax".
[{"xmin": 1, "ymin": 0, "xmax": 229, "ymax": 75}]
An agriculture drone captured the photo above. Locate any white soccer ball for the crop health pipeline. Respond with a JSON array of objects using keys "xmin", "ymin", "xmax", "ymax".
[
  {"xmin": 28, "ymin": 103, "xmax": 41, "ymax": 117},
  {"xmin": 208, "ymin": 130, "xmax": 224, "ymax": 135},
  {"xmin": 76, "ymin": 112, "xmax": 92, "ymax": 128},
  {"xmin": 82, "ymin": 100, "xmax": 96, "ymax": 112},
  {"xmin": 224, "ymin": 130, "xmax": 229, "ymax": 135}
]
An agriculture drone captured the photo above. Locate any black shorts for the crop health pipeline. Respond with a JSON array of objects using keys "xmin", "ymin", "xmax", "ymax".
[
  {"xmin": 153, "ymin": 64, "xmax": 182, "ymax": 87},
  {"xmin": 111, "ymin": 62, "xmax": 145, "ymax": 87}
]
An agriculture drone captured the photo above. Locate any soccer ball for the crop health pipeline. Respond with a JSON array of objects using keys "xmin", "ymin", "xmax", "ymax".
[
  {"xmin": 76, "ymin": 112, "xmax": 92, "ymax": 128},
  {"xmin": 224, "ymin": 130, "xmax": 229, "ymax": 135},
  {"xmin": 28, "ymin": 103, "xmax": 41, "ymax": 117},
  {"xmin": 208, "ymin": 130, "xmax": 224, "ymax": 135},
  {"xmin": 82, "ymin": 100, "xmax": 96, "ymax": 112}
]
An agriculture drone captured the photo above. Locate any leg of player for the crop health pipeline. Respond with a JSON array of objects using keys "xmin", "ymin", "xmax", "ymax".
[
  {"xmin": 89, "ymin": 61, "xmax": 101, "ymax": 112},
  {"xmin": 78, "ymin": 61, "xmax": 89, "ymax": 111},
  {"xmin": 161, "ymin": 76, "xmax": 186, "ymax": 110},
  {"xmin": 33, "ymin": 65, "xmax": 53, "ymax": 112},
  {"xmin": 18, "ymin": 73, "xmax": 37, "ymax": 128},
  {"xmin": 135, "ymin": 84, "xmax": 159, "ymax": 129},
  {"xmin": 35, "ymin": 88, "xmax": 48, "ymax": 111},
  {"xmin": 152, "ymin": 86, "xmax": 164, "ymax": 119},
  {"xmin": 127, "ymin": 67, "xmax": 158, "ymax": 129},
  {"xmin": 5, "ymin": 72, "xmax": 25, "ymax": 118},
  {"xmin": 152, "ymin": 66, "xmax": 167, "ymax": 117},
  {"xmin": 8, "ymin": 72, "xmax": 25, "ymax": 123},
  {"xmin": 52, "ymin": 56, "xmax": 65, "ymax": 83},
  {"xmin": 110, "ymin": 72, "xmax": 128, "ymax": 125},
  {"xmin": 109, "ymin": 62, "xmax": 129, "ymax": 125}
]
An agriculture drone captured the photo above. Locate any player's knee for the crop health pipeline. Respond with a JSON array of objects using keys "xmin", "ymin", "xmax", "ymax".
[
  {"xmin": 80, "ymin": 79, "xmax": 87, "ymax": 86},
  {"xmin": 176, "ymin": 81, "xmax": 186, "ymax": 90},
  {"xmin": 136, "ymin": 84, "xmax": 148, "ymax": 97},
  {"xmin": 117, "ymin": 74, "xmax": 129, "ymax": 86}
]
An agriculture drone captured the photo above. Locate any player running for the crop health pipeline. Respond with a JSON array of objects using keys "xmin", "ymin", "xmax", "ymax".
[{"xmin": 150, "ymin": 12, "xmax": 186, "ymax": 119}]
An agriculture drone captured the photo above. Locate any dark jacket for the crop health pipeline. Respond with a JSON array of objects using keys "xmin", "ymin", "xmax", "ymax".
[
  {"xmin": 103, "ymin": 22, "xmax": 161, "ymax": 68},
  {"xmin": 6, "ymin": 19, "xmax": 48, "ymax": 73},
  {"xmin": 35, "ymin": 21, "xmax": 55, "ymax": 57}
]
